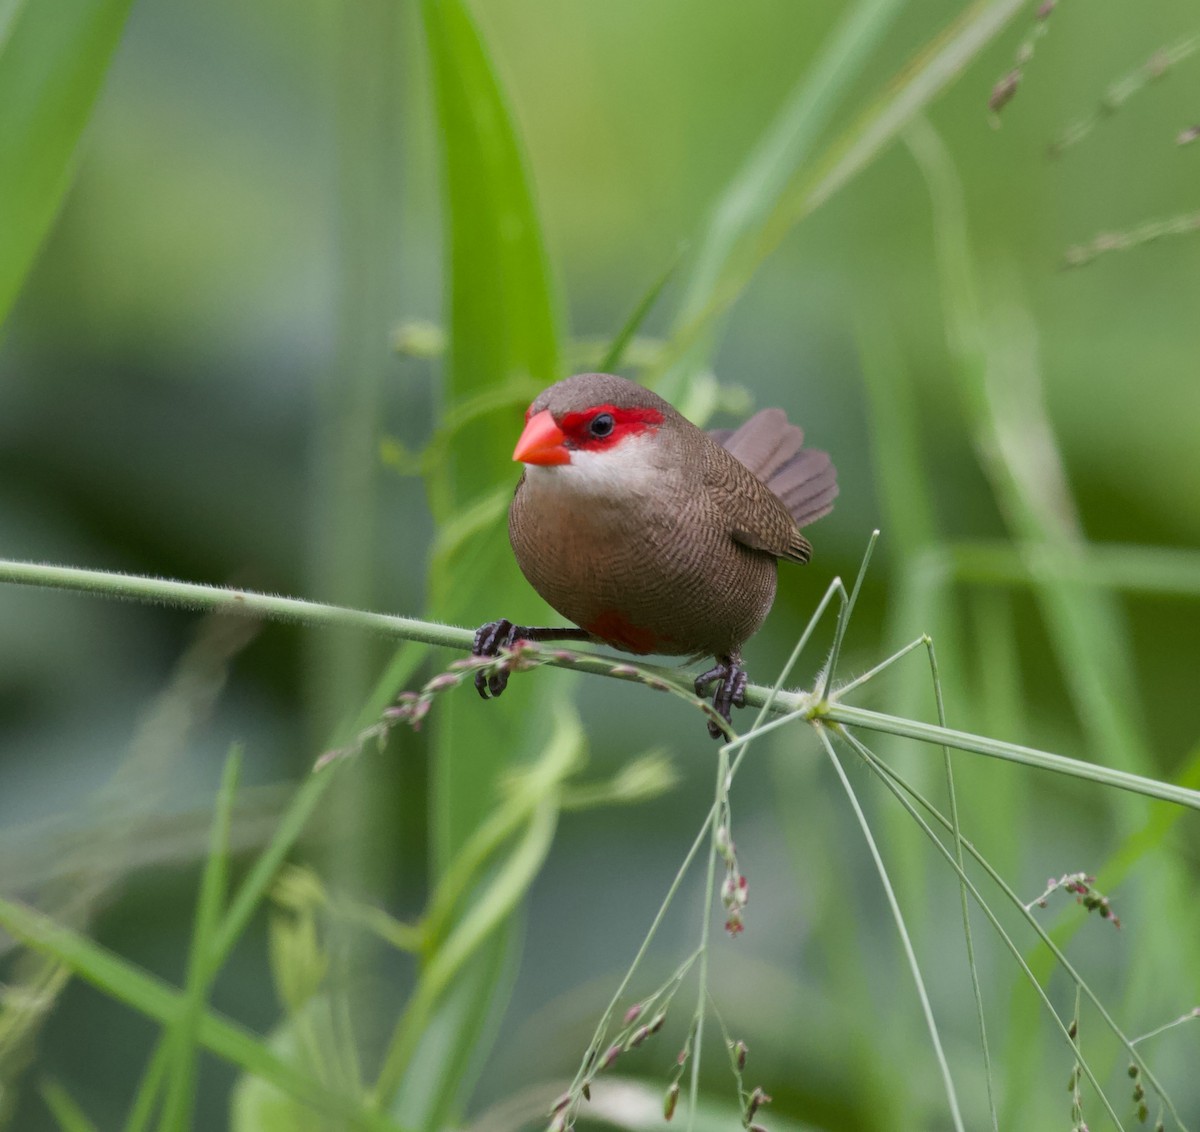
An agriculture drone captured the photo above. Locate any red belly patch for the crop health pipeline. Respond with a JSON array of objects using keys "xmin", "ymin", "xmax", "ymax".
[{"xmin": 584, "ymin": 610, "xmax": 663, "ymax": 655}]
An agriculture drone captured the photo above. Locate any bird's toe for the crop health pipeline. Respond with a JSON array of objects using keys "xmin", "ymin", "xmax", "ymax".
[
  {"xmin": 730, "ymin": 667, "xmax": 748, "ymax": 709},
  {"xmin": 473, "ymin": 618, "xmax": 514, "ymax": 658}
]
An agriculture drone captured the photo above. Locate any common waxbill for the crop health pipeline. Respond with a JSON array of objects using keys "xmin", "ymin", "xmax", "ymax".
[{"xmin": 473, "ymin": 373, "xmax": 837, "ymax": 737}]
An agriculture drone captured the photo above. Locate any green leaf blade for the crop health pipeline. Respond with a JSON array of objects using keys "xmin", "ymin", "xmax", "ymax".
[{"xmin": 0, "ymin": 0, "xmax": 134, "ymax": 327}]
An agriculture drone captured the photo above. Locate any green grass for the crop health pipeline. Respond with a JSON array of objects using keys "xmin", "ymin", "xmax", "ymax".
[{"xmin": 2, "ymin": 1, "xmax": 1200, "ymax": 1130}]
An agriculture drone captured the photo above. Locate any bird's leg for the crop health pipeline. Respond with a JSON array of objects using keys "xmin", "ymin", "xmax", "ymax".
[
  {"xmin": 472, "ymin": 620, "xmax": 592, "ymax": 699},
  {"xmin": 694, "ymin": 653, "xmax": 748, "ymax": 740}
]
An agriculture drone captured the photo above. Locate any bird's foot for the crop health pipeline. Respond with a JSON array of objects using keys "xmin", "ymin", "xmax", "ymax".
[
  {"xmin": 472, "ymin": 619, "xmax": 521, "ymax": 699},
  {"xmin": 694, "ymin": 656, "xmax": 748, "ymax": 740},
  {"xmin": 471, "ymin": 620, "xmax": 592, "ymax": 700}
]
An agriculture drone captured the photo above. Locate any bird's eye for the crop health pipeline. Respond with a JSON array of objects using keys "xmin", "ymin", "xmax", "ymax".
[{"xmin": 589, "ymin": 412, "xmax": 615, "ymax": 438}]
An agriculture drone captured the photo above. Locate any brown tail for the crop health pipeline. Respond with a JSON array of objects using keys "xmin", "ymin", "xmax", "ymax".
[{"xmin": 712, "ymin": 408, "xmax": 838, "ymax": 528}]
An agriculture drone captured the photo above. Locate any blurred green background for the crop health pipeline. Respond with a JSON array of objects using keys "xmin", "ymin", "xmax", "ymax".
[{"xmin": 1, "ymin": 1, "xmax": 1199, "ymax": 1129}]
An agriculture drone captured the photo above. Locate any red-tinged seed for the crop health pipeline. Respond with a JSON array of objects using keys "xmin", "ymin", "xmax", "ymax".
[
  {"xmin": 988, "ymin": 69, "xmax": 1020, "ymax": 114},
  {"xmin": 663, "ymin": 1082, "xmax": 679, "ymax": 1121},
  {"xmin": 628, "ymin": 1025, "xmax": 650, "ymax": 1048},
  {"xmin": 425, "ymin": 672, "xmax": 460, "ymax": 693},
  {"xmin": 735, "ymin": 1039, "xmax": 748, "ymax": 1070},
  {"xmin": 623, "ymin": 1003, "xmax": 642, "ymax": 1025},
  {"xmin": 601, "ymin": 1044, "xmax": 621, "ymax": 1070},
  {"xmin": 746, "ymin": 1087, "xmax": 772, "ymax": 1121}
]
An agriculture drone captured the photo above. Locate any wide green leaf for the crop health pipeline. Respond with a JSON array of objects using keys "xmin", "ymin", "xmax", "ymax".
[
  {"xmin": 0, "ymin": 895, "xmax": 403, "ymax": 1131},
  {"xmin": 391, "ymin": 0, "xmax": 566, "ymax": 1125},
  {"xmin": 655, "ymin": 0, "xmax": 1031, "ymax": 384},
  {"xmin": 0, "ymin": 0, "xmax": 134, "ymax": 327},
  {"xmin": 421, "ymin": 0, "xmax": 562, "ymax": 871}
]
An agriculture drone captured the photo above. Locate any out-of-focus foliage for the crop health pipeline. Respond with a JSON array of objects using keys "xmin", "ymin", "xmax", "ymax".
[{"xmin": 1, "ymin": 1, "xmax": 1199, "ymax": 1130}]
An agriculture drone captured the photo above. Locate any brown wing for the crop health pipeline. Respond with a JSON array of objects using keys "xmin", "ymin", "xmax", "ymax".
[
  {"xmin": 711, "ymin": 408, "xmax": 838, "ymax": 529},
  {"xmin": 701, "ymin": 435, "xmax": 813, "ymax": 565}
]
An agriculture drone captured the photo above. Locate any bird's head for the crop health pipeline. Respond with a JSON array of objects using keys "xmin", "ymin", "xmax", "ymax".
[{"xmin": 512, "ymin": 374, "xmax": 677, "ymax": 488}]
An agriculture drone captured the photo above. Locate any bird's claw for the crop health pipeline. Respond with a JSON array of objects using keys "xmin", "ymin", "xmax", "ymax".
[
  {"xmin": 694, "ymin": 658, "xmax": 748, "ymax": 740},
  {"xmin": 472, "ymin": 618, "xmax": 522, "ymax": 700}
]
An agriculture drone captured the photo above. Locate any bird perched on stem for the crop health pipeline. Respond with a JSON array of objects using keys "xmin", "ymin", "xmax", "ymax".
[{"xmin": 472, "ymin": 373, "xmax": 837, "ymax": 737}]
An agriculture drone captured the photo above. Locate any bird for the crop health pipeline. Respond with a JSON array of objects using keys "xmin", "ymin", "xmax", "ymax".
[{"xmin": 472, "ymin": 372, "xmax": 837, "ymax": 737}]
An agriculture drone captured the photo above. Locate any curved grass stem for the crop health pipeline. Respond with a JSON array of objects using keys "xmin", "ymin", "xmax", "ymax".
[
  {"xmin": 817, "ymin": 725, "xmax": 966, "ymax": 1132},
  {"xmin": 4, "ymin": 557, "xmax": 1199, "ymax": 815},
  {"xmin": 842, "ymin": 728, "xmax": 1186, "ymax": 1130}
]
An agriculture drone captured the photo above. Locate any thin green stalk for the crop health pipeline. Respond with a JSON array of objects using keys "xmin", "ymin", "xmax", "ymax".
[
  {"xmin": 158, "ymin": 747, "xmax": 243, "ymax": 1131},
  {"xmin": 329, "ymin": 938, "xmax": 366, "ymax": 1096},
  {"xmin": 1049, "ymin": 33, "xmax": 1200, "ymax": 157},
  {"xmin": 857, "ymin": 316, "xmax": 939, "ymax": 556},
  {"xmin": 0, "ymin": 559, "xmax": 468, "ymax": 647},
  {"xmin": 123, "ymin": 1044, "xmax": 169, "ymax": 1132},
  {"xmin": 749, "ymin": 573, "xmax": 848, "ymax": 732},
  {"xmin": 8, "ymin": 557, "xmax": 1200, "ymax": 812},
  {"xmin": 925, "ymin": 640, "xmax": 997, "ymax": 1131},
  {"xmin": 370, "ymin": 796, "xmax": 560, "ymax": 1110},
  {"xmin": 822, "ymin": 703, "xmax": 1200, "ymax": 812},
  {"xmin": 835, "ymin": 635, "xmax": 928, "ymax": 698},
  {"xmin": 211, "ymin": 771, "xmax": 336, "ymax": 968},
  {"xmin": 686, "ymin": 744, "xmax": 728, "ymax": 1132},
  {"xmin": 421, "ymin": 706, "xmax": 583, "ymax": 952},
  {"xmin": 848, "ymin": 730, "xmax": 1189, "ymax": 1130},
  {"xmin": 908, "ymin": 113, "xmax": 1153, "ymax": 789},
  {"xmin": 39, "ymin": 1079, "xmax": 99, "ymax": 1132},
  {"xmin": 817, "ymin": 726, "xmax": 965, "ymax": 1132},
  {"xmin": 565, "ymin": 802, "xmax": 718, "ymax": 1105},
  {"xmin": 0, "ymin": 896, "xmax": 405, "ymax": 1131},
  {"xmin": 655, "ymin": 0, "xmax": 1031, "ymax": 385},
  {"xmin": 598, "ymin": 244, "xmax": 687, "ymax": 374},
  {"xmin": 839, "ymin": 728, "xmax": 1130, "ymax": 1131},
  {"xmin": 1131, "ymin": 1009, "xmax": 1200, "ymax": 1048},
  {"xmin": 664, "ymin": 0, "xmax": 910, "ymax": 396},
  {"xmin": 820, "ymin": 529, "xmax": 879, "ymax": 700},
  {"xmin": 947, "ymin": 540, "xmax": 1200, "ymax": 597}
]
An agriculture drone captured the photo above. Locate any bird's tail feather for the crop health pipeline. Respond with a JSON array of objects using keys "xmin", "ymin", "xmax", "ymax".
[{"xmin": 713, "ymin": 409, "xmax": 838, "ymax": 528}]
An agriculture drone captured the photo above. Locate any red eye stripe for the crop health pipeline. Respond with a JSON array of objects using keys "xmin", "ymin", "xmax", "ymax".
[{"xmin": 557, "ymin": 404, "xmax": 664, "ymax": 448}]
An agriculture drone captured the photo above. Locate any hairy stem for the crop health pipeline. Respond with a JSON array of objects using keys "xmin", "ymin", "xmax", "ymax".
[{"xmin": 4, "ymin": 559, "xmax": 1200, "ymax": 813}]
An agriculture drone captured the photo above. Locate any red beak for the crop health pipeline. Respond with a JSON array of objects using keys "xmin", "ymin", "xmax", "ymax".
[{"xmin": 513, "ymin": 409, "xmax": 570, "ymax": 465}]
